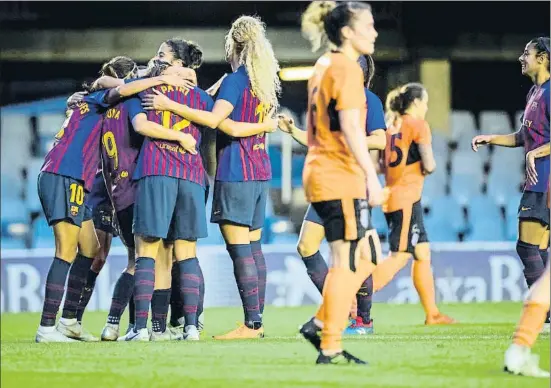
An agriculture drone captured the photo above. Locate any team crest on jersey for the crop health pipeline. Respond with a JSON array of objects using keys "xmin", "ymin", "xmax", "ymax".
[
  {"xmin": 411, "ymin": 224, "xmax": 420, "ymax": 246},
  {"xmin": 359, "ymin": 200, "xmax": 369, "ymax": 229},
  {"xmin": 70, "ymin": 205, "xmax": 79, "ymax": 216}
]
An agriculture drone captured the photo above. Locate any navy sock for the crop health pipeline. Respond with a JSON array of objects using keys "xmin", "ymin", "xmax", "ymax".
[
  {"xmin": 356, "ymin": 275, "xmax": 373, "ymax": 323},
  {"xmin": 151, "ymin": 289, "xmax": 171, "ymax": 333},
  {"xmin": 128, "ymin": 294, "xmax": 135, "ymax": 326},
  {"xmin": 179, "ymin": 258, "xmax": 202, "ymax": 327},
  {"xmin": 40, "ymin": 257, "xmax": 71, "ymax": 327},
  {"xmin": 540, "ymin": 249, "xmax": 549, "ymax": 268},
  {"xmin": 197, "ymin": 263, "xmax": 205, "ymax": 321},
  {"xmin": 61, "ymin": 253, "xmax": 92, "ymax": 319},
  {"xmin": 517, "ymin": 241, "xmax": 545, "ymax": 288},
  {"xmin": 302, "ymin": 251, "xmax": 328, "ymax": 294},
  {"xmin": 133, "ymin": 257, "xmax": 155, "ymax": 330},
  {"xmin": 251, "ymin": 240, "xmax": 267, "ymax": 315},
  {"xmin": 226, "ymin": 244, "xmax": 261, "ymax": 325},
  {"xmin": 170, "ymin": 264, "xmax": 184, "ymax": 327},
  {"xmin": 107, "ymin": 272, "xmax": 134, "ymax": 325},
  {"xmin": 76, "ymin": 269, "xmax": 99, "ymax": 323}
]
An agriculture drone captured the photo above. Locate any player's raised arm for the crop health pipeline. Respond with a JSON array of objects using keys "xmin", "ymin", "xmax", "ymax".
[{"xmin": 471, "ymin": 129, "xmax": 525, "ymax": 152}]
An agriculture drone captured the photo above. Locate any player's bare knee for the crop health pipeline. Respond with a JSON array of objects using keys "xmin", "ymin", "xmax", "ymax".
[
  {"xmin": 249, "ymin": 228, "xmax": 262, "ymax": 242},
  {"xmin": 413, "ymin": 243, "xmax": 431, "ymax": 261},
  {"xmin": 297, "ymin": 238, "xmax": 318, "ymax": 258},
  {"xmin": 135, "ymin": 235, "xmax": 161, "ymax": 259},
  {"xmin": 174, "ymin": 240, "xmax": 196, "ymax": 261}
]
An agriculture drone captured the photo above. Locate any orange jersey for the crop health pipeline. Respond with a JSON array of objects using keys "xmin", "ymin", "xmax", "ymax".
[
  {"xmin": 383, "ymin": 115, "xmax": 432, "ymax": 212},
  {"xmin": 303, "ymin": 52, "xmax": 367, "ymax": 202}
]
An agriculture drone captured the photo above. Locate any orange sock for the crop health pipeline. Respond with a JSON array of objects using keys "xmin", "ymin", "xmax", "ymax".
[
  {"xmin": 372, "ymin": 253, "xmax": 410, "ymax": 292},
  {"xmin": 320, "ymin": 267, "xmax": 357, "ymax": 353},
  {"xmin": 412, "ymin": 260, "xmax": 439, "ymax": 317},
  {"xmin": 513, "ymin": 301, "xmax": 548, "ymax": 348}
]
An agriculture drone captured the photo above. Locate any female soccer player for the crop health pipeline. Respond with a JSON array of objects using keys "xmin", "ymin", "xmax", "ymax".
[
  {"xmin": 504, "ymin": 261, "xmax": 550, "ymax": 377},
  {"xmin": 294, "ymin": 1, "xmax": 385, "ymax": 365},
  {"xmin": 472, "ymin": 37, "xmax": 550, "ymax": 330},
  {"xmin": 121, "ymin": 37, "xmax": 278, "ymax": 341},
  {"xmin": 278, "ymin": 55, "xmax": 386, "ymax": 336},
  {"xmin": 365, "ymin": 83, "xmax": 455, "ymax": 325},
  {"xmin": 35, "ymin": 56, "xmax": 191, "ymax": 343},
  {"xmin": 142, "ymin": 16, "xmax": 281, "ymax": 340}
]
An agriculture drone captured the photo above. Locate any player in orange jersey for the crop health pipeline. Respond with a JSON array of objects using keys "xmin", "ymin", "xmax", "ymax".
[
  {"xmin": 297, "ymin": 1, "xmax": 385, "ymax": 365},
  {"xmin": 504, "ymin": 261, "xmax": 550, "ymax": 377},
  {"xmin": 370, "ymin": 83, "xmax": 456, "ymax": 325}
]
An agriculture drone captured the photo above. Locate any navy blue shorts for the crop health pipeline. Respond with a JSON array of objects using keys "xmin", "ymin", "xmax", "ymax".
[
  {"xmin": 38, "ymin": 172, "xmax": 92, "ymax": 227},
  {"xmin": 116, "ymin": 204, "xmax": 134, "ymax": 248},
  {"xmin": 133, "ymin": 176, "xmax": 207, "ymax": 241},
  {"xmin": 211, "ymin": 180, "xmax": 268, "ymax": 230},
  {"xmin": 518, "ymin": 190, "xmax": 550, "ymax": 227},
  {"xmin": 304, "ymin": 203, "xmax": 374, "ymax": 230}
]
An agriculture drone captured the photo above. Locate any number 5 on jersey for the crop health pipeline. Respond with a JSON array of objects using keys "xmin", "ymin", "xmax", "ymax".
[{"xmin": 389, "ymin": 133, "xmax": 403, "ymax": 167}]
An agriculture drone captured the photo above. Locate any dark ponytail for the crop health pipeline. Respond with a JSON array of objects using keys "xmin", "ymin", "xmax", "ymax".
[
  {"xmin": 82, "ymin": 56, "xmax": 137, "ymax": 92},
  {"xmin": 165, "ymin": 38, "xmax": 204, "ymax": 69},
  {"xmin": 388, "ymin": 83, "xmax": 425, "ymax": 115},
  {"xmin": 357, "ymin": 54, "xmax": 375, "ymax": 88}
]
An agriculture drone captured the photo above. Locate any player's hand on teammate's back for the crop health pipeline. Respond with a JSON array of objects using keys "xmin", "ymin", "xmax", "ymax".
[
  {"xmin": 277, "ymin": 113, "xmax": 294, "ymax": 133},
  {"xmin": 67, "ymin": 91, "xmax": 87, "ymax": 108},
  {"xmin": 160, "ymin": 75, "xmax": 195, "ymax": 90},
  {"xmin": 471, "ymin": 135, "xmax": 493, "ymax": 152},
  {"xmin": 525, "ymin": 150, "xmax": 538, "ymax": 186},
  {"xmin": 177, "ymin": 133, "xmax": 198, "ymax": 155},
  {"xmin": 162, "ymin": 67, "xmax": 197, "ymax": 86},
  {"xmin": 142, "ymin": 89, "xmax": 173, "ymax": 111}
]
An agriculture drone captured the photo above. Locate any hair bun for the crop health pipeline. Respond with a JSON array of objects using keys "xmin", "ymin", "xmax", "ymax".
[{"xmin": 186, "ymin": 41, "xmax": 204, "ymax": 69}]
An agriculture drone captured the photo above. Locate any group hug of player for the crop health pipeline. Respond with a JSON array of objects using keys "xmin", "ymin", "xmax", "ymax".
[{"xmin": 33, "ymin": 0, "xmax": 549, "ymax": 376}]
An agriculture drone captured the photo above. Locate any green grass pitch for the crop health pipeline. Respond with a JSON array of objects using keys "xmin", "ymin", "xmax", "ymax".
[{"xmin": 1, "ymin": 303, "xmax": 549, "ymax": 388}]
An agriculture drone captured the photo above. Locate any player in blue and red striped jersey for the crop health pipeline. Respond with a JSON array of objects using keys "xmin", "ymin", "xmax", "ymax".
[
  {"xmin": 142, "ymin": 18, "xmax": 281, "ymax": 340},
  {"xmin": 128, "ymin": 38, "xmax": 278, "ymax": 342},
  {"xmin": 97, "ymin": 61, "xmax": 200, "ymax": 342},
  {"xmin": 472, "ymin": 37, "xmax": 550, "ymax": 335},
  {"xmin": 35, "ymin": 57, "xmax": 192, "ymax": 343}
]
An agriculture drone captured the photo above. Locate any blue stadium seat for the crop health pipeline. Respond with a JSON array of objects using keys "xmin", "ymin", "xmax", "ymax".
[
  {"xmin": 291, "ymin": 154, "xmax": 305, "ymax": 187},
  {"xmin": 0, "ymin": 237, "xmax": 25, "ymax": 250},
  {"xmin": 26, "ymin": 158, "xmax": 44, "ymax": 213},
  {"xmin": 422, "ymin": 173, "xmax": 447, "ymax": 205},
  {"xmin": 424, "ymin": 196, "xmax": 465, "ymax": 242},
  {"xmin": 505, "ymin": 193, "xmax": 522, "ymax": 241},
  {"xmin": 32, "ymin": 215, "xmax": 55, "ymax": 248},
  {"xmin": 464, "ymin": 195, "xmax": 505, "ymax": 241},
  {"xmin": 269, "ymin": 146, "xmax": 282, "ymax": 189},
  {"xmin": 486, "ymin": 170, "xmax": 523, "ymax": 206},
  {"xmin": 431, "ymin": 132, "xmax": 450, "ymax": 155},
  {"xmin": 370, "ymin": 206, "xmax": 388, "ymax": 237},
  {"xmin": 449, "ymin": 174, "xmax": 483, "ymax": 205},
  {"xmin": 1, "ymin": 197, "xmax": 28, "ymax": 237}
]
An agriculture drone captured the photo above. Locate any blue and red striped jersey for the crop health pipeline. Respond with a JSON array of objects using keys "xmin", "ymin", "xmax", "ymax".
[
  {"xmin": 133, "ymin": 85, "xmax": 213, "ymax": 188},
  {"xmin": 215, "ymin": 66, "xmax": 272, "ymax": 182},
  {"xmin": 522, "ymin": 79, "xmax": 550, "ymax": 192},
  {"xmin": 101, "ymin": 97, "xmax": 144, "ymax": 212},
  {"xmin": 41, "ymin": 90, "xmax": 110, "ymax": 192}
]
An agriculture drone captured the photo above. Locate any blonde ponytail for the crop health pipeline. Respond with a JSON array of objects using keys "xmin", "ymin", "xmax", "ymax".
[
  {"xmin": 385, "ymin": 87, "xmax": 402, "ymax": 130},
  {"xmin": 301, "ymin": 1, "xmax": 337, "ymax": 52},
  {"xmin": 225, "ymin": 15, "xmax": 281, "ymax": 109}
]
